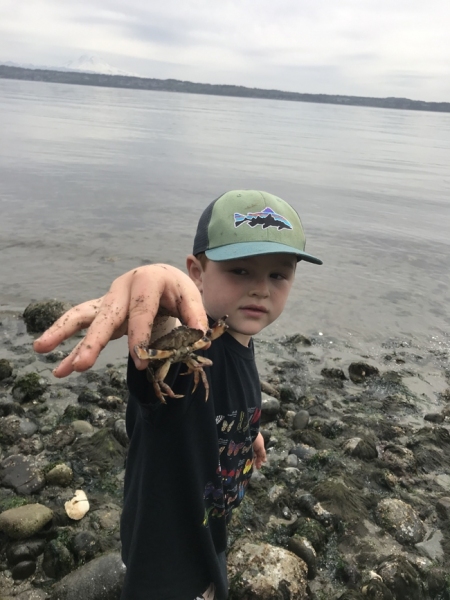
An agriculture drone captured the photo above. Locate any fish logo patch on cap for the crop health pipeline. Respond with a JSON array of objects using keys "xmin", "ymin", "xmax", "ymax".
[{"xmin": 234, "ymin": 207, "xmax": 293, "ymax": 231}]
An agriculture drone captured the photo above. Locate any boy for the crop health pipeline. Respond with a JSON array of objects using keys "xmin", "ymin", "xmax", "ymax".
[{"xmin": 34, "ymin": 190, "xmax": 322, "ymax": 600}]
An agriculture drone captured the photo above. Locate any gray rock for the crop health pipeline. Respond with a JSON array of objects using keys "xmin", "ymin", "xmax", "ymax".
[
  {"xmin": 0, "ymin": 415, "xmax": 38, "ymax": 445},
  {"xmin": 6, "ymin": 538, "xmax": 46, "ymax": 565},
  {"xmin": 436, "ymin": 497, "xmax": 450, "ymax": 520},
  {"xmin": 228, "ymin": 542, "xmax": 308, "ymax": 599},
  {"xmin": 72, "ymin": 420, "xmax": 94, "ymax": 435},
  {"xmin": 321, "ymin": 368, "xmax": 347, "ymax": 380},
  {"xmin": 290, "ymin": 444, "xmax": 317, "ymax": 461},
  {"xmin": 0, "ymin": 358, "xmax": 13, "ymax": 381},
  {"xmin": 378, "ymin": 556, "xmax": 424, "ymax": 599},
  {"xmin": 0, "ymin": 504, "xmax": 53, "ymax": 539},
  {"xmin": 23, "ymin": 300, "xmax": 73, "ymax": 333},
  {"xmin": 415, "ymin": 529, "xmax": 444, "ymax": 562},
  {"xmin": 71, "ymin": 531, "xmax": 99, "ymax": 561},
  {"xmin": 113, "ymin": 419, "xmax": 128, "ymax": 447},
  {"xmin": 12, "ymin": 373, "xmax": 49, "ymax": 403},
  {"xmin": 71, "ymin": 429, "xmax": 127, "ymax": 475},
  {"xmin": 45, "ymin": 425, "xmax": 76, "ymax": 451},
  {"xmin": 11, "ymin": 559, "xmax": 36, "ymax": 580},
  {"xmin": 78, "ymin": 389, "xmax": 102, "ymax": 404},
  {"xmin": 260, "ymin": 380, "xmax": 280, "ymax": 398},
  {"xmin": 342, "ymin": 437, "xmax": 378, "ymax": 460},
  {"xmin": 261, "ymin": 393, "xmax": 281, "ymax": 418},
  {"xmin": 424, "ymin": 412, "xmax": 445, "ymax": 423},
  {"xmin": 348, "ymin": 362, "xmax": 379, "ymax": 383},
  {"xmin": 287, "ymin": 535, "xmax": 317, "ymax": 579},
  {"xmin": 50, "ymin": 553, "xmax": 126, "ymax": 600},
  {"xmin": 0, "ymin": 454, "xmax": 46, "ymax": 495},
  {"xmin": 43, "ymin": 539, "xmax": 75, "ymax": 579},
  {"xmin": 375, "ymin": 498, "xmax": 426, "ymax": 544},
  {"xmin": 285, "ymin": 453, "xmax": 299, "ymax": 467},
  {"xmin": 98, "ymin": 395, "xmax": 123, "ymax": 410},
  {"xmin": 293, "ymin": 410, "xmax": 310, "ymax": 430}
]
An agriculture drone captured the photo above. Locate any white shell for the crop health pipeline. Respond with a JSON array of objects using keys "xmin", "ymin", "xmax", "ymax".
[{"xmin": 65, "ymin": 489, "xmax": 90, "ymax": 520}]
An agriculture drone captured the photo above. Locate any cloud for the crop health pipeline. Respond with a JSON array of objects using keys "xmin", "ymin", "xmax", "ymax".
[{"xmin": 0, "ymin": 0, "xmax": 449, "ymax": 100}]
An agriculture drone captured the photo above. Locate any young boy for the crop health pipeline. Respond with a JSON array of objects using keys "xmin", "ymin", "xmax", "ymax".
[{"xmin": 35, "ymin": 190, "xmax": 322, "ymax": 600}]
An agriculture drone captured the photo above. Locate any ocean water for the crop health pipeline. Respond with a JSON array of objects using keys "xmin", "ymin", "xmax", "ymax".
[{"xmin": 0, "ymin": 78, "xmax": 449, "ymax": 350}]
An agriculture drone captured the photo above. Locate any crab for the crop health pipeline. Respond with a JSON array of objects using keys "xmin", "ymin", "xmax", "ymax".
[{"xmin": 134, "ymin": 316, "xmax": 228, "ymax": 403}]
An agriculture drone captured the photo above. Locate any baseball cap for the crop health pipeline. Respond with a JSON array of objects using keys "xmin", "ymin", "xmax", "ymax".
[{"xmin": 193, "ymin": 190, "xmax": 323, "ymax": 265}]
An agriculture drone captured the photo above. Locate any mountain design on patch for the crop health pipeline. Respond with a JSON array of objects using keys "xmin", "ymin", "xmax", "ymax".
[{"xmin": 234, "ymin": 207, "xmax": 292, "ymax": 230}]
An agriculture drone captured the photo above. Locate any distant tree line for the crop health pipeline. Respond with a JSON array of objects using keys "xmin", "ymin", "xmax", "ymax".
[{"xmin": 1, "ymin": 65, "xmax": 449, "ymax": 113}]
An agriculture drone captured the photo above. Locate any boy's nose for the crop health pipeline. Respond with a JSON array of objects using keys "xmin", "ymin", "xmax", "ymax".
[{"xmin": 250, "ymin": 278, "xmax": 270, "ymax": 298}]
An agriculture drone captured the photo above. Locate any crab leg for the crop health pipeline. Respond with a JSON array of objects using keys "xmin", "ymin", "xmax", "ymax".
[{"xmin": 135, "ymin": 347, "xmax": 174, "ymax": 360}]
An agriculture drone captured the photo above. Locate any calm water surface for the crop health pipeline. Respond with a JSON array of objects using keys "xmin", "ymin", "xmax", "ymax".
[{"xmin": 0, "ymin": 79, "xmax": 449, "ymax": 349}]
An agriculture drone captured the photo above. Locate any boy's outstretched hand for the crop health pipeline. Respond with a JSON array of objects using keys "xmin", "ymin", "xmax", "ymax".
[
  {"xmin": 33, "ymin": 264, "xmax": 208, "ymax": 378},
  {"xmin": 252, "ymin": 433, "xmax": 267, "ymax": 469}
]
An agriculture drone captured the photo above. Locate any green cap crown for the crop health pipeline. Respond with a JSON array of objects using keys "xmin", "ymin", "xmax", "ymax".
[{"xmin": 193, "ymin": 190, "xmax": 322, "ymax": 264}]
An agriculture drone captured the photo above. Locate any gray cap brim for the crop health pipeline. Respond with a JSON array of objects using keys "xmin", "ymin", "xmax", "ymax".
[{"xmin": 205, "ymin": 241, "xmax": 323, "ymax": 264}]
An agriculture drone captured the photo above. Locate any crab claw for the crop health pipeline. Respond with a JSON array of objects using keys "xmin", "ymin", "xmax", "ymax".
[{"xmin": 207, "ymin": 316, "xmax": 229, "ymax": 340}]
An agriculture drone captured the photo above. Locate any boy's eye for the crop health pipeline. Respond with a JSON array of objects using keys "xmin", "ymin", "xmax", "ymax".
[
  {"xmin": 231, "ymin": 268, "xmax": 248, "ymax": 275},
  {"xmin": 270, "ymin": 273, "xmax": 286, "ymax": 280}
]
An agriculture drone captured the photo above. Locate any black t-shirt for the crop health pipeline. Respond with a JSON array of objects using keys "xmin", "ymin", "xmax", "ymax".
[{"xmin": 120, "ymin": 330, "xmax": 261, "ymax": 600}]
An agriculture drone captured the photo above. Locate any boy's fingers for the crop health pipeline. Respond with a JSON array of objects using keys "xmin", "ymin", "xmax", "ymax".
[
  {"xmin": 126, "ymin": 266, "xmax": 208, "ymax": 358},
  {"xmin": 33, "ymin": 299, "xmax": 103, "ymax": 353},
  {"xmin": 66, "ymin": 289, "xmax": 131, "ymax": 372}
]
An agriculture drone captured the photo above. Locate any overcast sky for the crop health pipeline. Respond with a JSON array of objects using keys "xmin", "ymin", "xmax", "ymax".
[{"xmin": 1, "ymin": 0, "xmax": 449, "ymax": 101}]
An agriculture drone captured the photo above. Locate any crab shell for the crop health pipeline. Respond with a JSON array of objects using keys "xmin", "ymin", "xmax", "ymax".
[{"xmin": 134, "ymin": 317, "xmax": 228, "ymax": 402}]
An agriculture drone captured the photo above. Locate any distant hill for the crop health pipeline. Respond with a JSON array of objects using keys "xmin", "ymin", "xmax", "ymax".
[{"xmin": 1, "ymin": 64, "xmax": 449, "ymax": 114}]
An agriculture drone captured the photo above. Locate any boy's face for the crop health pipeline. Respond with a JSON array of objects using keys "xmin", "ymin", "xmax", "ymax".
[{"xmin": 187, "ymin": 253, "xmax": 296, "ymax": 346}]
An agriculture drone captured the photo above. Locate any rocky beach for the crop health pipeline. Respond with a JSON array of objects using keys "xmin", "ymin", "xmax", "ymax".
[{"xmin": 0, "ymin": 301, "xmax": 449, "ymax": 600}]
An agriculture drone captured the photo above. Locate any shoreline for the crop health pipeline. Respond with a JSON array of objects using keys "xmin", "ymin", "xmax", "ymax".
[{"xmin": 1, "ymin": 305, "xmax": 450, "ymax": 598}]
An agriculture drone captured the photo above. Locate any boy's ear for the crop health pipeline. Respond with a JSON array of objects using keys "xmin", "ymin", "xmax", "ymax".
[{"xmin": 186, "ymin": 254, "xmax": 203, "ymax": 292}]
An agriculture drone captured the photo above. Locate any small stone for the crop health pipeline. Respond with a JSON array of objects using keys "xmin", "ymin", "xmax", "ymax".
[
  {"xmin": 49, "ymin": 553, "xmax": 126, "ymax": 600},
  {"xmin": 0, "ymin": 358, "xmax": 13, "ymax": 381},
  {"xmin": 0, "ymin": 504, "xmax": 53, "ymax": 539},
  {"xmin": 98, "ymin": 395, "xmax": 123, "ymax": 409},
  {"xmin": 78, "ymin": 389, "xmax": 102, "ymax": 404},
  {"xmin": 72, "ymin": 420, "xmax": 94, "ymax": 435},
  {"xmin": 348, "ymin": 362, "xmax": 379, "ymax": 384},
  {"xmin": 260, "ymin": 380, "xmax": 280, "ymax": 398},
  {"xmin": 378, "ymin": 557, "xmax": 423, "ymax": 599},
  {"xmin": 342, "ymin": 437, "xmax": 378, "ymax": 460},
  {"xmin": 286, "ymin": 454, "xmax": 299, "ymax": 467},
  {"xmin": 0, "ymin": 454, "xmax": 45, "ymax": 495},
  {"xmin": 415, "ymin": 530, "xmax": 444, "ymax": 562},
  {"xmin": 45, "ymin": 425, "xmax": 76, "ymax": 451},
  {"xmin": 6, "ymin": 539, "xmax": 46, "ymax": 565},
  {"xmin": 287, "ymin": 535, "xmax": 317, "ymax": 579},
  {"xmin": 283, "ymin": 467, "xmax": 301, "ymax": 483},
  {"xmin": 43, "ymin": 539, "xmax": 75, "ymax": 579},
  {"xmin": 293, "ymin": 410, "xmax": 310, "ymax": 430},
  {"xmin": 113, "ymin": 419, "xmax": 129, "ymax": 447},
  {"xmin": 261, "ymin": 393, "xmax": 281, "ymax": 418},
  {"xmin": 0, "ymin": 415, "xmax": 38, "ymax": 445},
  {"xmin": 290, "ymin": 444, "xmax": 317, "ymax": 461},
  {"xmin": 424, "ymin": 412, "xmax": 444, "ymax": 424},
  {"xmin": 71, "ymin": 531, "xmax": 99, "ymax": 561},
  {"xmin": 375, "ymin": 498, "xmax": 425, "ymax": 544},
  {"xmin": 436, "ymin": 497, "xmax": 450, "ymax": 521},
  {"xmin": 11, "ymin": 559, "xmax": 36, "ymax": 580},
  {"xmin": 227, "ymin": 543, "xmax": 308, "ymax": 598},
  {"xmin": 45, "ymin": 464, "xmax": 73, "ymax": 487},
  {"xmin": 321, "ymin": 368, "xmax": 347, "ymax": 380},
  {"xmin": 12, "ymin": 373, "xmax": 49, "ymax": 403}
]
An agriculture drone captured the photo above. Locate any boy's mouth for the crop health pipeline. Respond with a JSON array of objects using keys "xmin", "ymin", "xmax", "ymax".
[{"xmin": 240, "ymin": 305, "xmax": 268, "ymax": 315}]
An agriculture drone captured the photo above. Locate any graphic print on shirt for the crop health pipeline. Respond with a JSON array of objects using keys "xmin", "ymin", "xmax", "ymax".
[{"xmin": 202, "ymin": 404, "xmax": 260, "ymax": 527}]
